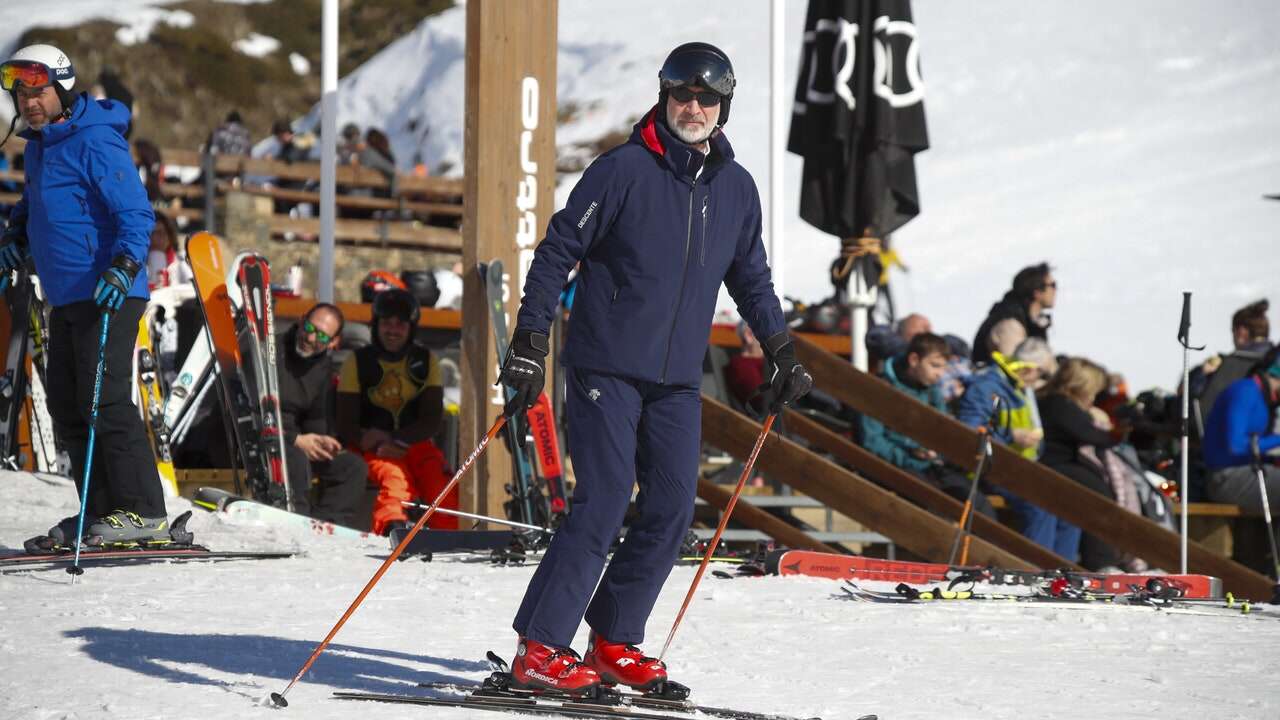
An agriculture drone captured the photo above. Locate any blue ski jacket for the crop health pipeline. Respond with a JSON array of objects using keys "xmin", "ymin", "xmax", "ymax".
[
  {"xmin": 516, "ymin": 107, "xmax": 785, "ymax": 386},
  {"xmin": 1202, "ymin": 376, "xmax": 1280, "ymax": 470},
  {"xmin": 9, "ymin": 93, "xmax": 152, "ymax": 307}
]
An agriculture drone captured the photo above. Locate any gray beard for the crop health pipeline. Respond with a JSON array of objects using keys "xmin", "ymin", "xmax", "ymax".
[{"xmin": 295, "ymin": 334, "xmax": 323, "ymax": 359}]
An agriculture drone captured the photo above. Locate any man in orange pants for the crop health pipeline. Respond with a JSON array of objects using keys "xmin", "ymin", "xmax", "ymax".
[{"xmin": 336, "ymin": 288, "xmax": 457, "ymax": 535}]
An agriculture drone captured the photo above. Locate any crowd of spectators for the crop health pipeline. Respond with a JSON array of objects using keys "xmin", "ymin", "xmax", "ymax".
[{"xmin": 721, "ymin": 260, "xmax": 1277, "ymax": 573}]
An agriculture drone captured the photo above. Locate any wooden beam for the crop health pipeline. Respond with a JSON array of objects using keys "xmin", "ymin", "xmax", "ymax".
[
  {"xmin": 701, "ymin": 397, "xmax": 1036, "ymax": 569},
  {"xmin": 267, "ymin": 215, "xmax": 462, "ymax": 252},
  {"xmin": 273, "ymin": 297, "xmax": 461, "ymax": 330},
  {"xmin": 696, "ymin": 478, "xmax": 841, "ymax": 553},
  {"xmin": 461, "ymin": 0, "xmax": 558, "ymax": 523},
  {"xmin": 229, "ymin": 184, "xmax": 463, "ymax": 218},
  {"xmin": 792, "ymin": 335, "xmax": 1276, "ymax": 598},
  {"xmin": 162, "ymin": 148, "xmax": 464, "ymax": 197},
  {"xmin": 784, "ymin": 409, "xmax": 1078, "ymax": 569},
  {"xmin": 710, "ymin": 323, "xmax": 849, "ymax": 356}
]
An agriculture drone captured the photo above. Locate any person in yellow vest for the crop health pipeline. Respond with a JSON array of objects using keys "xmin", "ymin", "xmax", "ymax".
[{"xmin": 336, "ymin": 288, "xmax": 457, "ymax": 535}]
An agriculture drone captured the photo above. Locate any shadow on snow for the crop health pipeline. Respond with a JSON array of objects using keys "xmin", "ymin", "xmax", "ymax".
[{"xmin": 64, "ymin": 626, "xmax": 489, "ymax": 696}]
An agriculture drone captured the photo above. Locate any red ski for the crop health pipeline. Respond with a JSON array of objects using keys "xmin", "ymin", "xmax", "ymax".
[
  {"xmin": 766, "ymin": 549, "xmax": 1223, "ymax": 599},
  {"xmin": 236, "ymin": 254, "xmax": 292, "ymax": 511}
]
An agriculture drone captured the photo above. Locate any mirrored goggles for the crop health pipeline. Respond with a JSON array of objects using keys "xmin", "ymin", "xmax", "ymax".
[
  {"xmin": 668, "ymin": 86, "xmax": 723, "ymax": 107},
  {"xmin": 0, "ymin": 61, "xmax": 54, "ymax": 91}
]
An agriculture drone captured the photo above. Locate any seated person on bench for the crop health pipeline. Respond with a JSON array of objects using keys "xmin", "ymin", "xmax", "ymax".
[
  {"xmin": 1201, "ymin": 347, "xmax": 1280, "ymax": 514},
  {"xmin": 278, "ymin": 303, "xmax": 368, "ymax": 526},
  {"xmin": 862, "ymin": 332, "xmax": 996, "ymax": 520},
  {"xmin": 336, "ymin": 288, "xmax": 457, "ymax": 535}
]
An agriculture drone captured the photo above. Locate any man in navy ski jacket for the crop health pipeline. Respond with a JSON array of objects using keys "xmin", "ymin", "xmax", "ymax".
[
  {"xmin": 0, "ymin": 45, "xmax": 167, "ymax": 547},
  {"xmin": 496, "ymin": 43, "xmax": 813, "ymax": 695}
]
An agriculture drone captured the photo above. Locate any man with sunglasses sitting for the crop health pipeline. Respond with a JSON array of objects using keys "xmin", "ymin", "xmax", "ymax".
[
  {"xmin": 1, "ymin": 44, "xmax": 171, "ymax": 548},
  {"xmin": 276, "ymin": 303, "xmax": 368, "ymax": 527}
]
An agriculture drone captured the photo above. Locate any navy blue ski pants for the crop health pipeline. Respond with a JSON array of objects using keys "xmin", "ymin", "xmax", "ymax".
[{"xmin": 513, "ymin": 367, "xmax": 702, "ymax": 648}]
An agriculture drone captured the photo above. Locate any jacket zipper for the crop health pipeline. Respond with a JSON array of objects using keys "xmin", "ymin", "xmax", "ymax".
[
  {"xmin": 659, "ymin": 178, "xmax": 697, "ymax": 384},
  {"xmin": 699, "ymin": 196, "xmax": 708, "ymax": 267}
]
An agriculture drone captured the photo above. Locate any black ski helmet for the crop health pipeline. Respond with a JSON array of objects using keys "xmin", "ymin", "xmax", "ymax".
[
  {"xmin": 372, "ymin": 287, "xmax": 421, "ymax": 327},
  {"xmin": 658, "ymin": 42, "xmax": 735, "ymax": 127}
]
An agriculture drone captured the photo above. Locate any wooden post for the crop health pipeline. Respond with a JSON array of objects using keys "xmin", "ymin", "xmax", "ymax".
[{"xmin": 460, "ymin": 1, "xmax": 558, "ymax": 523}]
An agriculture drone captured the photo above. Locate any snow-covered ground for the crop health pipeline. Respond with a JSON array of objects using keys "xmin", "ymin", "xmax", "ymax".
[{"xmin": 2, "ymin": 470, "xmax": 1279, "ymax": 720}]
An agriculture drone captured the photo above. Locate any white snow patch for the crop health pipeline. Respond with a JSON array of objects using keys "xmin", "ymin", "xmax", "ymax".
[
  {"xmin": 232, "ymin": 32, "xmax": 280, "ymax": 58},
  {"xmin": 114, "ymin": 8, "xmax": 195, "ymax": 47},
  {"xmin": 289, "ymin": 51, "xmax": 311, "ymax": 76}
]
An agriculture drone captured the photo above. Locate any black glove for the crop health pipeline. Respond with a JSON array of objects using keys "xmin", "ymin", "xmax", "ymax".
[
  {"xmin": 763, "ymin": 331, "xmax": 813, "ymax": 413},
  {"xmin": 499, "ymin": 328, "xmax": 549, "ymax": 416}
]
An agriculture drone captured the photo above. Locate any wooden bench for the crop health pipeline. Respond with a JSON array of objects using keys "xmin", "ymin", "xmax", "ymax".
[{"xmin": 986, "ymin": 494, "xmax": 1261, "ymax": 560}]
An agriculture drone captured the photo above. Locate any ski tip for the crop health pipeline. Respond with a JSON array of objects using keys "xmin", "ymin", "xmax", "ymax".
[{"xmin": 265, "ymin": 692, "xmax": 288, "ymax": 708}]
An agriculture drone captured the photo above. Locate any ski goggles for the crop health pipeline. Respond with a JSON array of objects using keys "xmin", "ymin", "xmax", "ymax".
[
  {"xmin": 0, "ymin": 60, "xmax": 70, "ymax": 91},
  {"xmin": 668, "ymin": 86, "xmax": 723, "ymax": 107},
  {"xmin": 301, "ymin": 319, "xmax": 334, "ymax": 345}
]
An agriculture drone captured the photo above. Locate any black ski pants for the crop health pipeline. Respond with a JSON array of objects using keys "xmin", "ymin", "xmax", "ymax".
[
  {"xmin": 284, "ymin": 443, "xmax": 368, "ymax": 528},
  {"xmin": 46, "ymin": 299, "xmax": 166, "ymax": 519}
]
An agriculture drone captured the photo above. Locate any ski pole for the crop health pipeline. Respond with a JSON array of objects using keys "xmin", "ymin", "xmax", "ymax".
[
  {"xmin": 68, "ymin": 311, "xmax": 111, "ymax": 579},
  {"xmin": 399, "ymin": 500, "xmax": 551, "ymax": 535},
  {"xmin": 659, "ymin": 412, "xmax": 776, "ymax": 662},
  {"xmin": 269, "ymin": 414, "xmax": 507, "ymax": 708},
  {"xmin": 1250, "ymin": 435, "xmax": 1280, "ymax": 580},
  {"xmin": 948, "ymin": 426, "xmax": 993, "ymax": 567}
]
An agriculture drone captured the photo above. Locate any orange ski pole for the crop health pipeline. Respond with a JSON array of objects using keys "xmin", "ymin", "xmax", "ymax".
[
  {"xmin": 268, "ymin": 414, "xmax": 508, "ymax": 707},
  {"xmin": 659, "ymin": 412, "xmax": 776, "ymax": 661}
]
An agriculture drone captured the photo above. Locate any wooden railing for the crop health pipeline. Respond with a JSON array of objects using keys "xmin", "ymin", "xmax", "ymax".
[
  {"xmin": 792, "ymin": 335, "xmax": 1275, "ymax": 598},
  {"xmin": 1, "ymin": 139, "xmax": 463, "ymax": 251},
  {"xmin": 701, "ymin": 396, "xmax": 1037, "ymax": 569}
]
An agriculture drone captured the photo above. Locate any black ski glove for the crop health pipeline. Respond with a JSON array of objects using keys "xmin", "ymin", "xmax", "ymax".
[
  {"xmin": 94, "ymin": 255, "xmax": 141, "ymax": 313},
  {"xmin": 762, "ymin": 331, "xmax": 813, "ymax": 413},
  {"xmin": 499, "ymin": 328, "xmax": 549, "ymax": 416}
]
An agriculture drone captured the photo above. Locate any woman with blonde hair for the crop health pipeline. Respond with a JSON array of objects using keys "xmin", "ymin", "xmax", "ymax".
[{"xmin": 1039, "ymin": 356, "xmax": 1123, "ymax": 569}]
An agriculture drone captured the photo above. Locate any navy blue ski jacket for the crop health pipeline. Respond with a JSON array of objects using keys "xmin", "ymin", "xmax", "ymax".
[
  {"xmin": 9, "ymin": 93, "xmax": 152, "ymax": 307},
  {"xmin": 516, "ymin": 107, "xmax": 785, "ymax": 386}
]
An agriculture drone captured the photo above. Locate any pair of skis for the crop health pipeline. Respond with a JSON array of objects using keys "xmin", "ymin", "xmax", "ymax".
[
  {"xmin": 481, "ymin": 260, "xmax": 567, "ymax": 527},
  {"xmin": 0, "ymin": 268, "xmax": 64, "ymax": 474},
  {"xmin": 134, "ymin": 307, "xmax": 179, "ymax": 496},
  {"xmin": 185, "ymin": 232, "xmax": 291, "ymax": 510},
  {"xmin": 333, "ymin": 650, "xmax": 874, "ymax": 720}
]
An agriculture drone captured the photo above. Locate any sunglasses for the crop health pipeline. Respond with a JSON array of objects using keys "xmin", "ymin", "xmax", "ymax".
[
  {"xmin": 302, "ymin": 319, "xmax": 334, "ymax": 345},
  {"xmin": 0, "ymin": 60, "xmax": 68, "ymax": 91},
  {"xmin": 669, "ymin": 86, "xmax": 722, "ymax": 107}
]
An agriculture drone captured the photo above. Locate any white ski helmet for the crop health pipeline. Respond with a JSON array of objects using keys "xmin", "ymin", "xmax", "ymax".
[
  {"xmin": 3, "ymin": 43, "xmax": 77, "ymax": 111},
  {"xmin": 1, "ymin": 43, "xmax": 77, "ymax": 146}
]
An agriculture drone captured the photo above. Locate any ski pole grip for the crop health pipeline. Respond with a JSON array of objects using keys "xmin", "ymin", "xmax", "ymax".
[{"xmin": 1178, "ymin": 291, "xmax": 1192, "ymax": 344}]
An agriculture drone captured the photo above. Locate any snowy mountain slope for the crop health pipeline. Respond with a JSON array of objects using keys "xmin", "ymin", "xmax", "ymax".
[{"xmin": 2, "ymin": 470, "xmax": 1280, "ymax": 719}]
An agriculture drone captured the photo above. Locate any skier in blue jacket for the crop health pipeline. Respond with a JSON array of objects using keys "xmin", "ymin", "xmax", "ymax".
[
  {"xmin": 497, "ymin": 43, "xmax": 813, "ymax": 696},
  {"xmin": 0, "ymin": 45, "xmax": 168, "ymax": 548},
  {"xmin": 1201, "ymin": 349, "xmax": 1280, "ymax": 514}
]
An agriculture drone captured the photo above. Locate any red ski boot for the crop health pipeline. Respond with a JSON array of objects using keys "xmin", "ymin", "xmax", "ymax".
[
  {"xmin": 511, "ymin": 637, "xmax": 601, "ymax": 695},
  {"xmin": 584, "ymin": 632, "xmax": 668, "ymax": 692}
]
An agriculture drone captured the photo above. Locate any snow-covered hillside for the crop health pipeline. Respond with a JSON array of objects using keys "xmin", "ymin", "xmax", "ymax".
[
  {"xmin": 3, "ymin": 0, "xmax": 1277, "ymax": 390},
  {"xmin": 290, "ymin": 0, "xmax": 1279, "ymax": 391},
  {"xmin": 2, "ymin": 470, "xmax": 1280, "ymax": 720}
]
